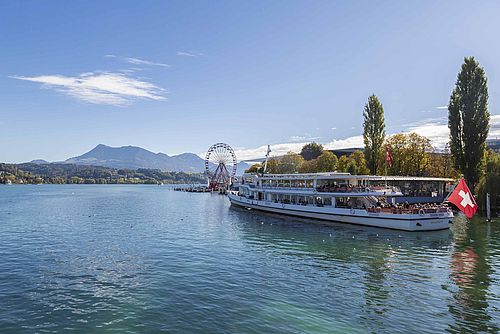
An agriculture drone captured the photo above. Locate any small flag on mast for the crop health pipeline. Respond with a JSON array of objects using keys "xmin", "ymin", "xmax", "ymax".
[
  {"xmin": 385, "ymin": 145, "xmax": 393, "ymax": 168},
  {"xmin": 447, "ymin": 179, "xmax": 478, "ymax": 219}
]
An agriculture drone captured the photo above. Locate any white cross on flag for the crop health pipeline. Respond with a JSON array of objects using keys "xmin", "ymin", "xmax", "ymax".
[{"xmin": 448, "ymin": 179, "xmax": 478, "ymax": 219}]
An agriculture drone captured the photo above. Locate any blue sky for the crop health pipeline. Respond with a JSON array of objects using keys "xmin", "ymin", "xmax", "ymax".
[{"xmin": 1, "ymin": 0, "xmax": 499, "ymax": 163}]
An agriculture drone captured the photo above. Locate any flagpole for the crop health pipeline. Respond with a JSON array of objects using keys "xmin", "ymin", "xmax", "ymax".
[
  {"xmin": 385, "ymin": 163, "xmax": 387, "ymax": 188},
  {"xmin": 442, "ymin": 179, "xmax": 460, "ymax": 203},
  {"xmin": 262, "ymin": 145, "xmax": 271, "ymax": 176}
]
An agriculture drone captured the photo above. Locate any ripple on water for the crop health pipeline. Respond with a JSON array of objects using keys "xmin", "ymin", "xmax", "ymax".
[{"xmin": 0, "ymin": 185, "xmax": 499, "ymax": 333}]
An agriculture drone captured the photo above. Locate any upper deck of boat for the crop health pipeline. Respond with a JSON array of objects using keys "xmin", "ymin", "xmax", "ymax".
[{"xmin": 242, "ymin": 172, "xmax": 454, "ymax": 183}]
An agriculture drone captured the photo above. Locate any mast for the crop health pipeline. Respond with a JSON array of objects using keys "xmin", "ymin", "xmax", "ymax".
[{"xmin": 262, "ymin": 145, "xmax": 271, "ymax": 175}]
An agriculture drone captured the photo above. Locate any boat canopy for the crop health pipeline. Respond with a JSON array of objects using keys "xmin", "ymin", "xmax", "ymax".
[{"xmin": 243, "ymin": 172, "xmax": 454, "ymax": 183}]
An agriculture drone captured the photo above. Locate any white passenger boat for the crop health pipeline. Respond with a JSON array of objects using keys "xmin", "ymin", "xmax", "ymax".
[{"xmin": 228, "ymin": 172, "xmax": 454, "ymax": 231}]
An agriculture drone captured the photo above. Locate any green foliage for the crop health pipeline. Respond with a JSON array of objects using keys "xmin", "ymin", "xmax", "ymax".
[
  {"xmin": 245, "ymin": 163, "xmax": 262, "ymax": 173},
  {"xmin": 476, "ymin": 151, "xmax": 500, "ymax": 215},
  {"xmin": 300, "ymin": 142, "xmax": 324, "ymax": 161},
  {"xmin": 265, "ymin": 157, "xmax": 281, "ymax": 174},
  {"xmin": 337, "ymin": 155, "xmax": 350, "ymax": 172},
  {"xmin": 384, "ymin": 133, "xmax": 433, "ymax": 176},
  {"xmin": 0, "ymin": 163, "xmax": 206, "ymax": 185},
  {"xmin": 349, "ymin": 150, "xmax": 370, "ymax": 175},
  {"xmin": 425, "ymin": 145, "xmax": 459, "ymax": 178},
  {"xmin": 265, "ymin": 152, "xmax": 304, "ymax": 174},
  {"xmin": 448, "ymin": 56, "xmax": 490, "ymax": 190},
  {"xmin": 278, "ymin": 152, "xmax": 304, "ymax": 173},
  {"xmin": 363, "ymin": 95, "xmax": 386, "ymax": 175},
  {"xmin": 336, "ymin": 151, "xmax": 369, "ymax": 175},
  {"xmin": 298, "ymin": 159, "xmax": 318, "ymax": 173},
  {"xmin": 315, "ymin": 151, "xmax": 338, "ymax": 172}
]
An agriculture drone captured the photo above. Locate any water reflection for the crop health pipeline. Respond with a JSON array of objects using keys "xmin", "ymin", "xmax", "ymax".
[
  {"xmin": 448, "ymin": 216, "xmax": 499, "ymax": 333},
  {"xmin": 230, "ymin": 206, "xmax": 499, "ymax": 332},
  {"xmin": 230, "ymin": 206, "xmax": 455, "ymax": 332}
]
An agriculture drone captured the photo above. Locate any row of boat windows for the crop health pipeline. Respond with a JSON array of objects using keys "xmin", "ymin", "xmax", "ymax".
[
  {"xmin": 257, "ymin": 180, "xmax": 365, "ymax": 188},
  {"xmin": 239, "ymin": 190, "xmax": 370, "ymax": 208}
]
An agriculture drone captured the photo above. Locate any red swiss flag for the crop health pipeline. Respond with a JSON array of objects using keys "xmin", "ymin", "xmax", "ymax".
[
  {"xmin": 448, "ymin": 179, "xmax": 478, "ymax": 219},
  {"xmin": 385, "ymin": 146, "xmax": 393, "ymax": 167}
]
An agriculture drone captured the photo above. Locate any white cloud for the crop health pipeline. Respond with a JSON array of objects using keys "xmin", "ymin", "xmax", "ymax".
[
  {"xmin": 420, "ymin": 106, "xmax": 448, "ymax": 113},
  {"xmin": 324, "ymin": 135, "xmax": 365, "ymax": 150},
  {"xmin": 12, "ymin": 72, "xmax": 166, "ymax": 106},
  {"xmin": 235, "ymin": 115, "xmax": 500, "ymax": 160},
  {"xmin": 124, "ymin": 57, "xmax": 170, "ymax": 68},
  {"xmin": 176, "ymin": 51, "xmax": 202, "ymax": 57},
  {"xmin": 490, "ymin": 114, "xmax": 500, "ymax": 137},
  {"xmin": 235, "ymin": 143, "xmax": 306, "ymax": 161},
  {"xmin": 406, "ymin": 119, "xmax": 449, "ymax": 149},
  {"xmin": 289, "ymin": 135, "xmax": 320, "ymax": 142},
  {"xmin": 105, "ymin": 54, "xmax": 170, "ymax": 68}
]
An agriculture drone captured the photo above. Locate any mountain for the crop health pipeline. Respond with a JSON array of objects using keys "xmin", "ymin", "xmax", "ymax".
[
  {"xmin": 30, "ymin": 159, "xmax": 50, "ymax": 164},
  {"xmin": 64, "ymin": 144, "xmax": 250, "ymax": 174}
]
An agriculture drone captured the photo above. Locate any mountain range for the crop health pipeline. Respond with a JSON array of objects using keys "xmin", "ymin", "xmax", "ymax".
[{"xmin": 34, "ymin": 144, "xmax": 250, "ymax": 174}]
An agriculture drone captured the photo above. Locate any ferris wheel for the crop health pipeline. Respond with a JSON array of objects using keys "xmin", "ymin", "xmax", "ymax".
[{"xmin": 205, "ymin": 143, "xmax": 237, "ymax": 190}]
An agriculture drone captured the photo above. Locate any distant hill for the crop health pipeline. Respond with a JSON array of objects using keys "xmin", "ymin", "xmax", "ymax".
[
  {"xmin": 2, "ymin": 162, "xmax": 206, "ymax": 185},
  {"xmin": 30, "ymin": 159, "xmax": 50, "ymax": 164},
  {"xmin": 64, "ymin": 144, "xmax": 250, "ymax": 174}
]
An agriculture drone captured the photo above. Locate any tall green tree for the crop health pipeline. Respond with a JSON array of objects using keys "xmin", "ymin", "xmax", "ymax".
[
  {"xmin": 300, "ymin": 142, "xmax": 324, "ymax": 161},
  {"xmin": 448, "ymin": 56, "xmax": 490, "ymax": 190},
  {"xmin": 363, "ymin": 95, "xmax": 385, "ymax": 175}
]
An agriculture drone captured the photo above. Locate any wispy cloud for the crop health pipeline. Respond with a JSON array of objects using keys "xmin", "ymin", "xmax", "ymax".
[
  {"xmin": 176, "ymin": 51, "xmax": 202, "ymax": 57},
  {"xmin": 124, "ymin": 57, "xmax": 170, "ymax": 68},
  {"xmin": 11, "ymin": 72, "xmax": 166, "ymax": 106},
  {"xmin": 105, "ymin": 54, "xmax": 170, "ymax": 68},
  {"xmin": 289, "ymin": 134, "xmax": 320, "ymax": 142},
  {"xmin": 420, "ymin": 105, "xmax": 448, "ymax": 113}
]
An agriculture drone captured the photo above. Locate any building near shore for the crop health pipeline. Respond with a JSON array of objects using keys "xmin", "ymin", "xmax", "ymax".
[{"xmin": 487, "ymin": 139, "xmax": 500, "ymax": 153}]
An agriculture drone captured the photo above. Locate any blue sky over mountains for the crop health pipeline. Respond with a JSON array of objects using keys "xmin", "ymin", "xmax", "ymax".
[{"xmin": 1, "ymin": 0, "xmax": 499, "ymax": 162}]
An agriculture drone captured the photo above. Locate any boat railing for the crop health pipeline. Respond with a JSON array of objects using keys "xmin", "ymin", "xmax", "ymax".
[
  {"xmin": 260, "ymin": 185, "xmax": 313, "ymax": 191},
  {"xmin": 316, "ymin": 186, "xmax": 399, "ymax": 194},
  {"xmin": 366, "ymin": 206, "xmax": 450, "ymax": 215}
]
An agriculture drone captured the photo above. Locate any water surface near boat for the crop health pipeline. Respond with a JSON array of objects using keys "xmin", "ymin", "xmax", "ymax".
[{"xmin": 0, "ymin": 185, "xmax": 498, "ymax": 333}]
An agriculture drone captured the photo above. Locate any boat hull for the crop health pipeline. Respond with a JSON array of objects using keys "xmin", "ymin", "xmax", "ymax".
[{"xmin": 228, "ymin": 194, "xmax": 452, "ymax": 231}]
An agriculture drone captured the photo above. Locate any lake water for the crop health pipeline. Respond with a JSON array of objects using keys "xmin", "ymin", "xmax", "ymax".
[{"xmin": 0, "ymin": 185, "xmax": 499, "ymax": 333}]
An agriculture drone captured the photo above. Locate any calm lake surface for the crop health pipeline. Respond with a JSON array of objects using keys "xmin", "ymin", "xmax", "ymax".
[{"xmin": 0, "ymin": 185, "xmax": 499, "ymax": 333}]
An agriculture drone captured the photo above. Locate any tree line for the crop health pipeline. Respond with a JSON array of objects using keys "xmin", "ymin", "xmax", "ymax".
[
  {"xmin": 0, "ymin": 163, "xmax": 207, "ymax": 185},
  {"xmin": 246, "ymin": 135, "xmax": 458, "ymax": 179},
  {"xmin": 246, "ymin": 57, "xmax": 498, "ymax": 214}
]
